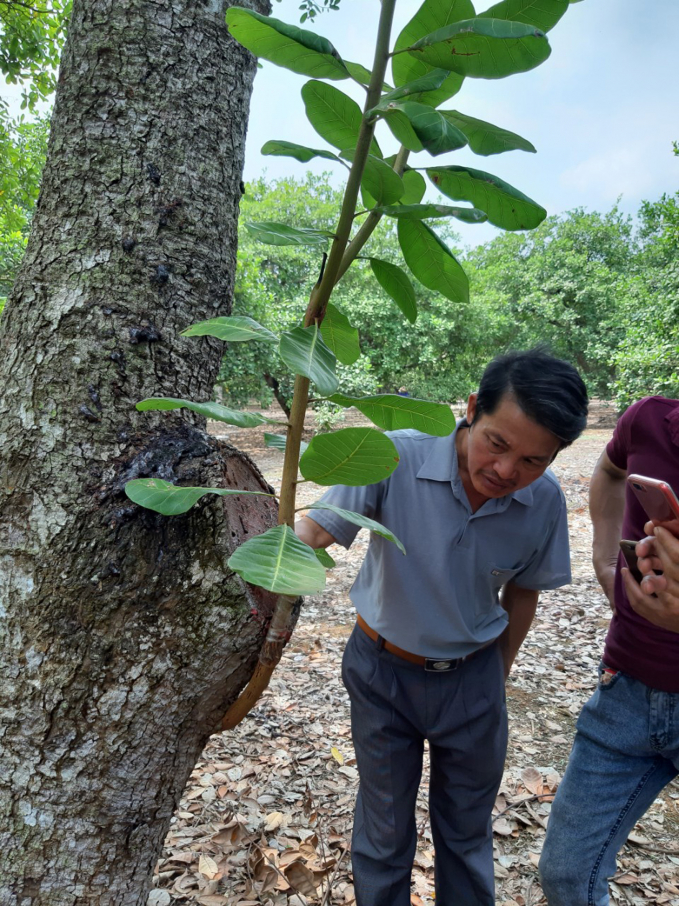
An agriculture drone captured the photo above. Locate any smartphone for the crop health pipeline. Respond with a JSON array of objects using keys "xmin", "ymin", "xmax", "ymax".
[
  {"xmin": 627, "ymin": 474, "xmax": 679, "ymax": 525},
  {"xmin": 619, "ymin": 539, "xmax": 643, "ymax": 583}
]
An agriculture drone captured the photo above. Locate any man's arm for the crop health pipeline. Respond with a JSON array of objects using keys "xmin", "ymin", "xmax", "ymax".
[
  {"xmin": 589, "ymin": 450, "xmax": 627, "ymax": 608},
  {"xmin": 295, "ymin": 516, "xmax": 338, "ymax": 550},
  {"xmin": 499, "ymin": 582, "xmax": 539, "ymax": 680}
]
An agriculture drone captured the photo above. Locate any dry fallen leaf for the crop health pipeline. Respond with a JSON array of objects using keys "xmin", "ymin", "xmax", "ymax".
[
  {"xmin": 520, "ymin": 766, "xmax": 543, "ymax": 796},
  {"xmin": 198, "ymin": 855, "xmax": 219, "ymax": 880},
  {"xmin": 284, "ymin": 859, "xmax": 318, "ymax": 896},
  {"xmin": 331, "ymin": 746, "xmax": 345, "ymax": 765}
]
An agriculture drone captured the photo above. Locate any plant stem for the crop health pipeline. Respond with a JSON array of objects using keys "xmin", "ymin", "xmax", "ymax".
[
  {"xmin": 335, "ymin": 144, "xmax": 410, "ymax": 284},
  {"xmin": 222, "ymin": 0, "xmax": 400, "ymax": 732}
]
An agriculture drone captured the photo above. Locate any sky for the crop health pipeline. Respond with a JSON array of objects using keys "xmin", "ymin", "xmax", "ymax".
[
  {"xmin": 3, "ymin": 1, "xmax": 677, "ymax": 248},
  {"xmin": 243, "ymin": 0, "xmax": 679, "ymax": 247}
]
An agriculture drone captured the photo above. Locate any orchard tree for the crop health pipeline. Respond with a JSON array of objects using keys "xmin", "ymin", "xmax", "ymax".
[{"xmin": 0, "ymin": 0, "xmax": 277, "ymax": 902}]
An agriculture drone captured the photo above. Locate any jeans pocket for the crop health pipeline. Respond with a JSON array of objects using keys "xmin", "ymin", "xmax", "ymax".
[{"xmin": 598, "ymin": 661, "xmax": 623, "ymax": 690}]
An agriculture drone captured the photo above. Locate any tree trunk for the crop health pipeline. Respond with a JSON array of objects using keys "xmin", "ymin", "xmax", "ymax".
[{"xmin": 0, "ymin": 0, "xmax": 277, "ymax": 902}]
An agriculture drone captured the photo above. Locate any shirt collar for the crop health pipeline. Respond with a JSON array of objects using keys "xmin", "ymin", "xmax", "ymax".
[{"xmin": 416, "ymin": 421, "xmax": 535, "ymax": 507}]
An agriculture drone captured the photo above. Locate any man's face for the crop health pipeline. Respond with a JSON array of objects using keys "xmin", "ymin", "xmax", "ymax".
[{"xmin": 461, "ymin": 392, "xmax": 562, "ymax": 500}]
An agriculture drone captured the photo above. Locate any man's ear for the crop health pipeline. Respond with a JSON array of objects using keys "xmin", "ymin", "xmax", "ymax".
[{"xmin": 466, "ymin": 392, "xmax": 478, "ymax": 426}]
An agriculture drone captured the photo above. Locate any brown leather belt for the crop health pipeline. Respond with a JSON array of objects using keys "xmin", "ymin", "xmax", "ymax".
[{"xmin": 357, "ymin": 614, "xmax": 491, "ymax": 673}]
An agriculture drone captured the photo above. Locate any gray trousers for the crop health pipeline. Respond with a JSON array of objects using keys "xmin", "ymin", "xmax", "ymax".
[{"xmin": 341, "ymin": 624, "xmax": 508, "ymax": 906}]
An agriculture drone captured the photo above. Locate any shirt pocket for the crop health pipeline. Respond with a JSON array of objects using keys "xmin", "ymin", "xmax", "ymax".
[{"xmin": 474, "ymin": 564, "xmax": 526, "ymax": 629}]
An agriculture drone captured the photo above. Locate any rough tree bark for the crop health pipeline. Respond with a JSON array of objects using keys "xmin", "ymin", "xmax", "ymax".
[{"xmin": 0, "ymin": 0, "xmax": 278, "ymax": 902}]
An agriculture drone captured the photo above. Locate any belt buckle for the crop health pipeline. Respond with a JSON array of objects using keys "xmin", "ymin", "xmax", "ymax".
[{"xmin": 424, "ymin": 657, "xmax": 460, "ymax": 673}]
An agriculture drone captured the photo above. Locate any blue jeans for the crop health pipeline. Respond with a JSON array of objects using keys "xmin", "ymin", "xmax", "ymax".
[
  {"xmin": 342, "ymin": 624, "xmax": 507, "ymax": 906},
  {"xmin": 539, "ymin": 663, "xmax": 679, "ymax": 905}
]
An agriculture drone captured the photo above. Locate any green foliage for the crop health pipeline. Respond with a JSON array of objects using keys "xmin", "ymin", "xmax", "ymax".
[
  {"xmin": 0, "ymin": 0, "xmax": 69, "ymax": 111},
  {"xmin": 611, "ymin": 191, "xmax": 679, "ymax": 407},
  {"xmin": 0, "ymin": 115, "xmax": 49, "ymax": 307}
]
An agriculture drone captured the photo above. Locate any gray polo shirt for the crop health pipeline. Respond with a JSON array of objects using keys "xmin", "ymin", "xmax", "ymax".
[{"xmin": 307, "ymin": 426, "xmax": 571, "ymax": 658}]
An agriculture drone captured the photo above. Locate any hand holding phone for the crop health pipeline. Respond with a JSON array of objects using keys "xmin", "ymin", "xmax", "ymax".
[{"xmin": 619, "ymin": 539, "xmax": 643, "ymax": 584}]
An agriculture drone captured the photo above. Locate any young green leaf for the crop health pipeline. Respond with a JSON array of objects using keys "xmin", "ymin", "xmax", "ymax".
[
  {"xmin": 265, "ymin": 433, "xmax": 310, "ymax": 454},
  {"xmin": 244, "ymin": 221, "xmax": 333, "ymax": 247},
  {"xmin": 382, "ymin": 101, "xmax": 468, "ymax": 156},
  {"xmin": 125, "ymin": 478, "xmax": 273, "ymax": 516},
  {"xmin": 391, "ymin": 0, "xmax": 472, "ymax": 103},
  {"xmin": 344, "ymin": 60, "xmax": 392, "ymax": 90},
  {"xmin": 225, "ymin": 8, "xmax": 350, "ymax": 81},
  {"xmin": 302, "ymin": 80, "xmax": 382, "ymax": 157},
  {"xmin": 228, "ymin": 525, "xmax": 327, "ymax": 596},
  {"xmin": 440, "ymin": 110, "xmax": 536, "ymax": 156},
  {"xmin": 406, "ymin": 18, "xmax": 551, "ymax": 80},
  {"xmin": 320, "ymin": 302, "xmax": 361, "ymax": 366},
  {"xmin": 314, "ymin": 547, "xmax": 336, "ymax": 568},
  {"xmin": 397, "ymin": 219, "xmax": 469, "ymax": 304},
  {"xmin": 427, "ymin": 165, "xmax": 546, "ymax": 230},
  {"xmin": 375, "ymin": 203, "xmax": 487, "ymax": 223},
  {"xmin": 261, "ymin": 140, "xmax": 342, "ymax": 164},
  {"xmin": 369, "ymin": 258, "xmax": 418, "ymax": 324},
  {"xmin": 299, "ymin": 427, "xmax": 400, "ymax": 486},
  {"xmin": 371, "ymin": 69, "xmax": 451, "ymax": 107},
  {"xmin": 401, "ymin": 169, "xmax": 427, "ymax": 205},
  {"xmin": 182, "ymin": 315, "xmax": 278, "ymax": 343},
  {"xmin": 341, "ymin": 150, "xmax": 405, "ymax": 205},
  {"xmin": 479, "ymin": 0, "xmax": 569, "ymax": 32},
  {"xmin": 136, "ymin": 398, "xmax": 281, "ymax": 427},
  {"xmin": 279, "ymin": 325, "xmax": 339, "ymax": 396},
  {"xmin": 380, "ymin": 109, "xmax": 424, "ymax": 153},
  {"xmin": 306, "ymin": 501, "xmax": 406, "ymax": 554},
  {"xmin": 328, "ymin": 393, "xmax": 456, "ymax": 436}
]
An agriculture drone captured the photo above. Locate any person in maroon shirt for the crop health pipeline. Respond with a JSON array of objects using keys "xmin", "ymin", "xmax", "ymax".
[{"xmin": 539, "ymin": 397, "xmax": 679, "ymax": 905}]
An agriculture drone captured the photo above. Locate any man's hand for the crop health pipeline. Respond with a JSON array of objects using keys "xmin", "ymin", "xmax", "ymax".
[
  {"xmin": 625, "ymin": 521, "xmax": 679, "ymax": 632},
  {"xmin": 499, "ymin": 583, "xmax": 539, "ymax": 680}
]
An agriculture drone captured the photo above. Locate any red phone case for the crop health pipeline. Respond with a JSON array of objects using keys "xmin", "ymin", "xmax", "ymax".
[{"xmin": 627, "ymin": 474, "xmax": 679, "ymax": 525}]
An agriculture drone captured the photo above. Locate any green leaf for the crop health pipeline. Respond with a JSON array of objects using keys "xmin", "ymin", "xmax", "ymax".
[
  {"xmin": 227, "ymin": 525, "xmax": 327, "ymax": 596},
  {"xmin": 306, "ymin": 501, "xmax": 406, "ymax": 554},
  {"xmin": 397, "ymin": 219, "xmax": 469, "ymax": 304},
  {"xmin": 279, "ymin": 325, "xmax": 339, "ymax": 396},
  {"xmin": 125, "ymin": 478, "xmax": 272, "ymax": 516},
  {"xmin": 300, "ymin": 427, "xmax": 400, "ymax": 486},
  {"xmin": 382, "ymin": 102, "xmax": 468, "ymax": 155},
  {"xmin": 314, "ymin": 547, "xmax": 336, "ymax": 568},
  {"xmin": 345, "ymin": 60, "xmax": 392, "ymax": 90},
  {"xmin": 376, "ymin": 203, "xmax": 487, "ymax": 224},
  {"xmin": 401, "ymin": 169, "xmax": 427, "ymax": 205},
  {"xmin": 427, "ymin": 165, "xmax": 546, "ymax": 230},
  {"xmin": 225, "ymin": 8, "xmax": 350, "ymax": 80},
  {"xmin": 370, "ymin": 258, "xmax": 417, "ymax": 324},
  {"xmin": 380, "ymin": 109, "xmax": 424, "ymax": 153},
  {"xmin": 392, "ymin": 0, "xmax": 472, "ymax": 103},
  {"xmin": 329, "ymin": 393, "xmax": 456, "ymax": 436},
  {"xmin": 302, "ymin": 80, "xmax": 381, "ymax": 157},
  {"xmin": 182, "ymin": 315, "xmax": 278, "ymax": 343},
  {"xmin": 440, "ymin": 110, "xmax": 536, "ymax": 156},
  {"xmin": 478, "ymin": 0, "xmax": 569, "ymax": 32},
  {"xmin": 320, "ymin": 302, "xmax": 361, "ymax": 366},
  {"xmin": 264, "ymin": 432, "xmax": 309, "ymax": 454},
  {"xmin": 136, "ymin": 397, "xmax": 280, "ymax": 427},
  {"xmin": 341, "ymin": 150, "xmax": 405, "ymax": 205},
  {"xmin": 244, "ymin": 221, "xmax": 333, "ymax": 247},
  {"xmin": 261, "ymin": 140, "xmax": 342, "ymax": 164},
  {"xmin": 369, "ymin": 258, "xmax": 418, "ymax": 324},
  {"xmin": 371, "ymin": 69, "xmax": 451, "ymax": 107},
  {"xmin": 406, "ymin": 18, "xmax": 551, "ymax": 80}
]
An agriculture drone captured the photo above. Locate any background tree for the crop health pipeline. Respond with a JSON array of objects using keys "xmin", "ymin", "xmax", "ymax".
[{"xmin": 0, "ymin": 0, "xmax": 282, "ymax": 901}]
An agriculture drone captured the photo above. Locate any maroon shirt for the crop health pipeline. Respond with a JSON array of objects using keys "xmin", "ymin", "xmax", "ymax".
[{"xmin": 603, "ymin": 396, "xmax": 679, "ymax": 692}]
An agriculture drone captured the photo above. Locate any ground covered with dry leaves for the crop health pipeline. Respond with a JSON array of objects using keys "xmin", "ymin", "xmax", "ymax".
[{"xmin": 150, "ymin": 405, "xmax": 679, "ymax": 906}]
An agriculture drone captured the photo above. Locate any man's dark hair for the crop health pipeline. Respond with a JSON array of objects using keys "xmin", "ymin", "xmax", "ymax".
[{"xmin": 473, "ymin": 348, "xmax": 588, "ymax": 447}]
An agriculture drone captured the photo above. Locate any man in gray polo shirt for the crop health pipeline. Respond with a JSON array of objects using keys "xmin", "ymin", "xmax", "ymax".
[{"xmin": 296, "ymin": 349, "xmax": 588, "ymax": 906}]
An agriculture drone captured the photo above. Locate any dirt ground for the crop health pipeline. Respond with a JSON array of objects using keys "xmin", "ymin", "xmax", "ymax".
[{"xmin": 151, "ymin": 403, "xmax": 679, "ymax": 906}]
